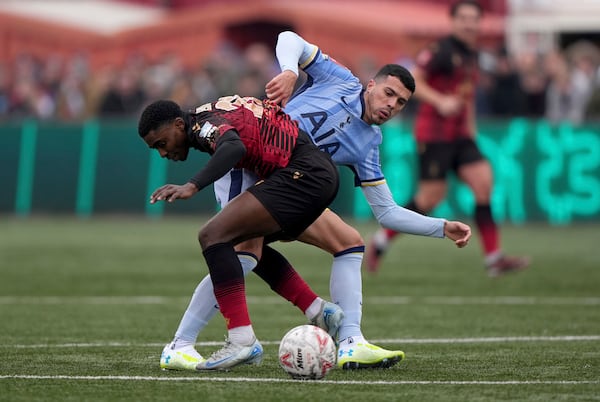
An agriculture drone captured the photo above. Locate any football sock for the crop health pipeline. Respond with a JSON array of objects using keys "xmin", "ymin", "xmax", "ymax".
[
  {"xmin": 330, "ymin": 247, "xmax": 364, "ymax": 341},
  {"xmin": 203, "ymin": 242, "xmax": 251, "ymax": 330},
  {"xmin": 372, "ymin": 228, "xmax": 390, "ymax": 250},
  {"xmin": 170, "ymin": 338, "xmax": 195, "ymax": 350},
  {"xmin": 173, "ymin": 275, "xmax": 219, "ymax": 344},
  {"xmin": 484, "ymin": 250, "xmax": 503, "ymax": 266},
  {"xmin": 474, "ymin": 204, "xmax": 500, "ymax": 256},
  {"xmin": 228, "ymin": 325, "xmax": 256, "ymax": 346},
  {"xmin": 384, "ymin": 227, "xmax": 397, "ymax": 240},
  {"xmin": 172, "ymin": 252, "xmax": 257, "ymax": 345},
  {"xmin": 253, "ymin": 246, "xmax": 318, "ymax": 313},
  {"xmin": 305, "ymin": 297, "xmax": 325, "ymax": 321},
  {"xmin": 338, "ymin": 335, "xmax": 366, "ymax": 348}
]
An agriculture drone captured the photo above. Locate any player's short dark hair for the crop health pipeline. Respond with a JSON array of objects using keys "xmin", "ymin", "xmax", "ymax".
[
  {"xmin": 450, "ymin": 0, "xmax": 483, "ymax": 17},
  {"xmin": 138, "ymin": 100, "xmax": 184, "ymax": 138},
  {"xmin": 374, "ymin": 64, "xmax": 415, "ymax": 93}
]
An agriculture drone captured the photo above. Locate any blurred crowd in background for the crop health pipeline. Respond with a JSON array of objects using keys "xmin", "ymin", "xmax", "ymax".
[{"xmin": 1, "ymin": 37, "xmax": 600, "ymax": 126}]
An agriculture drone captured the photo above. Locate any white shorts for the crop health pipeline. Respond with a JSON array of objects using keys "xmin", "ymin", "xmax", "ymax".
[{"xmin": 213, "ymin": 168, "xmax": 259, "ymax": 207}]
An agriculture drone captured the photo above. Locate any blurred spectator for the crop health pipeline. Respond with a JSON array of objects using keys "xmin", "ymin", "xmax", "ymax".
[
  {"xmin": 167, "ymin": 73, "xmax": 196, "ymax": 111},
  {"xmin": 142, "ymin": 52, "xmax": 183, "ymax": 100},
  {"xmin": 515, "ymin": 51, "xmax": 547, "ymax": 118},
  {"xmin": 8, "ymin": 54, "xmax": 39, "ymax": 118},
  {"xmin": 98, "ymin": 67, "xmax": 146, "ymax": 117},
  {"xmin": 544, "ymin": 50, "xmax": 574, "ymax": 125},
  {"xmin": 203, "ymin": 41, "xmax": 245, "ymax": 96},
  {"xmin": 56, "ymin": 75, "xmax": 86, "ymax": 120},
  {"xmin": 487, "ymin": 48, "xmax": 526, "ymax": 116},
  {"xmin": 474, "ymin": 50, "xmax": 495, "ymax": 117},
  {"xmin": 585, "ymin": 67, "xmax": 600, "ymax": 120},
  {"xmin": 243, "ymin": 42, "xmax": 279, "ymax": 88},
  {"xmin": 189, "ymin": 63, "xmax": 219, "ymax": 105},
  {"xmin": 236, "ymin": 70, "xmax": 266, "ymax": 99},
  {"xmin": 55, "ymin": 55, "xmax": 90, "ymax": 120},
  {"xmin": 39, "ymin": 55, "xmax": 63, "ymax": 101},
  {"xmin": 2, "ymin": 37, "xmax": 599, "ymax": 125},
  {"xmin": 84, "ymin": 65, "xmax": 117, "ymax": 119},
  {"xmin": 568, "ymin": 41, "xmax": 599, "ymax": 124},
  {"xmin": 544, "ymin": 42, "xmax": 599, "ymax": 126}
]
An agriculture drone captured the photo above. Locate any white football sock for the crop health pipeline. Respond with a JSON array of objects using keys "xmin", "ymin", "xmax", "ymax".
[
  {"xmin": 172, "ymin": 253, "xmax": 258, "ymax": 346},
  {"xmin": 228, "ymin": 325, "xmax": 256, "ymax": 346},
  {"xmin": 330, "ymin": 251, "xmax": 364, "ymax": 341},
  {"xmin": 168, "ymin": 340, "xmax": 203, "ymax": 358},
  {"xmin": 171, "ymin": 338, "xmax": 195, "ymax": 350},
  {"xmin": 484, "ymin": 250, "xmax": 502, "ymax": 266},
  {"xmin": 338, "ymin": 335, "xmax": 366, "ymax": 349},
  {"xmin": 372, "ymin": 228, "xmax": 389, "ymax": 250},
  {"xmin": 304, "ymin": 297, "xmax": 324, "ymax": 321}
]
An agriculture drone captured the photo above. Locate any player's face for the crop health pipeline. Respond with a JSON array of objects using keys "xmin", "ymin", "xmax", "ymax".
[
  {"xmin": 451, "ymin": 4, "xmax": 481, "ymax": 48},
  {"xmin": 363, "ymin": 75, "xmax": 412, "ymax": 125},
  {"xmin": 143, "ymin": 117, "xmax": 190, "ymax": 161}
]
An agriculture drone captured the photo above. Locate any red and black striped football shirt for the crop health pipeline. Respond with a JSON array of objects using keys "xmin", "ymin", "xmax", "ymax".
[{"xmin": 189, "ymin": 95, "xmax": 299, "ymax": 179}]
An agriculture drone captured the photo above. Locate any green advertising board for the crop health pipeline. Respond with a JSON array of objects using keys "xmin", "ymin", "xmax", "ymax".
[
  {"xmin": 364, "ymin": 119, "xmax": 600, "ymax": 225},
  {"xmin": 1, "ymin": 118, "xmax": 598, "ymax": 224}
]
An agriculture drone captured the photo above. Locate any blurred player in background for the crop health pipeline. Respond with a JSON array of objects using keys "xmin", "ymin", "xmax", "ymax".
[
  {"xmin": 367, "ymin": 0, "xmax": 530, "ymax": 277},
  {"xmin": 160, "ymin": 30, "xmax": 472, "ymax": 372},
  {"xmin": 138, "ymin": 97, "xmax": 343, "ymax": 370}
]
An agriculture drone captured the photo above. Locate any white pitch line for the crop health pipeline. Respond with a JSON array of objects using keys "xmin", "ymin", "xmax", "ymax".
[
  {"xmin": 9, "ymin": 335, "xmax": 600, "ymax": 349},
  {"xmin": 1, "ymin": 296, "xmax": 599, "ymax": 305},
  {"xmin": 373, "ymin": 335, "xmax": 600, "ymax": 344},
  {"xmin": 418, "ymin": 296, "xmax": 600, "ymax": 305},
  {"xmin": 0, "ymin": 375, "xmax": 598, "ymax": 386},
  {"xmin": 0, "ymin": 296, "xmax": 176, "ymax": 305}
]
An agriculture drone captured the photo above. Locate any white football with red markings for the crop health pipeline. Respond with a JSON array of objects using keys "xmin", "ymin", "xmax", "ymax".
[{"xmin": 278, "ymin": 324, "xmax": 336, "ymax": 380}]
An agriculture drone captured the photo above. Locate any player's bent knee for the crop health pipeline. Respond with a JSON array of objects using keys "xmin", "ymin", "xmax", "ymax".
[
  {"xmin": 320, "ymin": 225, "xmax": 364, "ymax": 255},
  {"xmin": 340, "ymin": 226, "xmax": 364, "ymax": 249},
  {"xmin": 197, "ymin": 228, "xmax": 211, "ymax": 249},
  {"xmin": 198, "ymin": 224, "xmax": 226, "ymax": 249}
]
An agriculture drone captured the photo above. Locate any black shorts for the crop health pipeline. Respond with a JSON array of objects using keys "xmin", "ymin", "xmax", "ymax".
[
  {"xmin": 417, "ymin": 138, "xmax": 484, "ymax": 180},
  {"xmin": 247, "ymin": 130, "xmax": 339, "ymax": 240}
]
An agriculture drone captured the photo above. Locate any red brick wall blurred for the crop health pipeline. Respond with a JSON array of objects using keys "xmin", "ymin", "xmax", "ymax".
[
  {"xmin": 118, "ymin": 0, "xmax": 507, "ymax": 14},
  {"xmin": 0, "ymin": 1, "xmax": 505, "ymax": 72}
]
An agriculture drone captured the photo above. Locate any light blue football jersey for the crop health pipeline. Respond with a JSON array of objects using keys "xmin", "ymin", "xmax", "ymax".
[{"xmin": 284, "ymin": 49, "xmax": 384, "ymax": 187}]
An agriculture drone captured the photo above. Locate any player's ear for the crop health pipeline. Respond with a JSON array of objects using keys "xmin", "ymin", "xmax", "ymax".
[
  {"xmin": 174, "ymin": 117, "xmax": 186, "ymax": 130},
  {"xmin": 366, "ymin": 79, "xmax": 376, "ymax": 93}
]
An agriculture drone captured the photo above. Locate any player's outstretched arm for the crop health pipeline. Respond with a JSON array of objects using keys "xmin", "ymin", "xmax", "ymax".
[
  {"xmin": 443, "ymin": 221, "xmax": 471, "ymax": 248},
  {"xmin": 362, "ymin": 182, "xmax": 445, "ymax": 237}
]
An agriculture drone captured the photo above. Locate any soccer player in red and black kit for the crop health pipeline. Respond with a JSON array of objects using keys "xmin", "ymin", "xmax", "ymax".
[
  {"xmin": 368, "ymin": 0, "xmax": 530, "ymax": 277},
  {"xmin": 138, "ymin": 96, "xmax": 343, "ymax": 370}
]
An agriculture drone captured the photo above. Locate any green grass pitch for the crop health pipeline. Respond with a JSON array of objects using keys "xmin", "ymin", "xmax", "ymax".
[{"xmin": 1, "ymin": 217, "xmax": 599, "ymax": 401}]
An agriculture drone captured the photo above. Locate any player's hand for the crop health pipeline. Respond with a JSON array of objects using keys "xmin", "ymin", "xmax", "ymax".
[
  {"xmin": 443, "ymin": 220, "xmax": 471, "ymax": 248},
  {"xmin": 265, "ymin": 70, "xmax": 297, "ymax": 107},
  {"xmin": 436, "ymin": 95, "xmax": 463, "ymax": 117},
  {"xmin": 150, "ymin": 182, "xmax": 198, "ymax": 203}
]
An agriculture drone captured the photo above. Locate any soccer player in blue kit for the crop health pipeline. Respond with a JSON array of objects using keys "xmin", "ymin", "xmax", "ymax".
[{"xmin": 160, "ymin": 31, "xmax": 472, "ymax": 371}]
